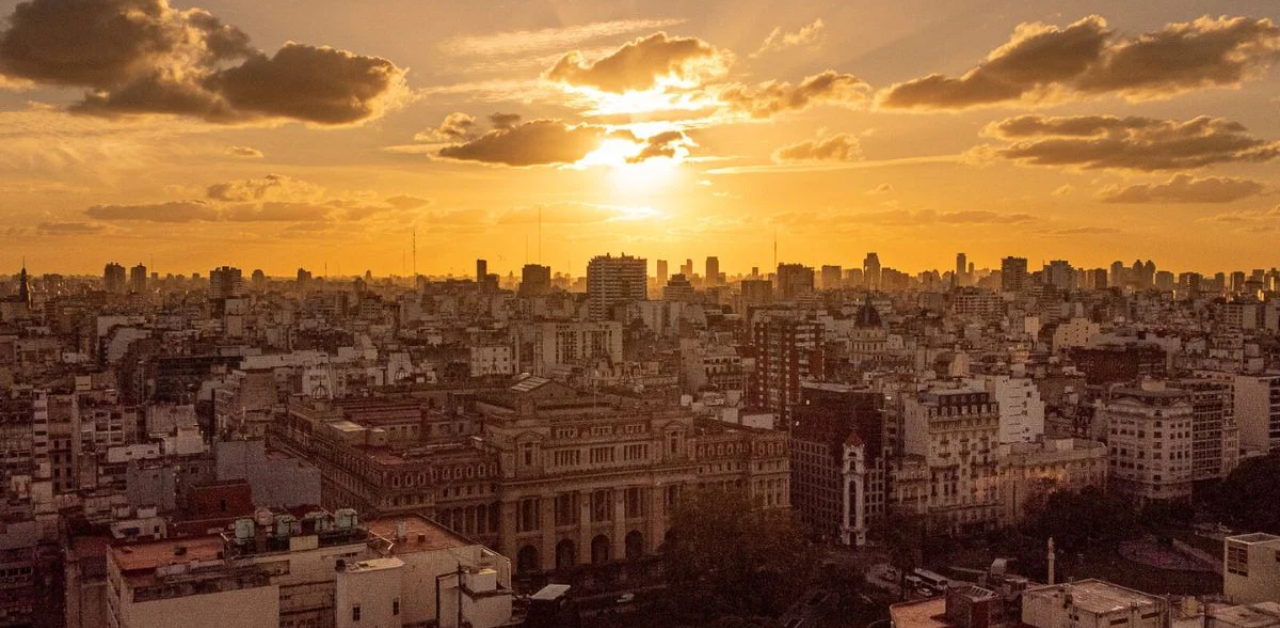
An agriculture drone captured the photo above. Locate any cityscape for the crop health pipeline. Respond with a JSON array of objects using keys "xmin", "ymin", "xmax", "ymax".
[{"xmin": 3, "ymin": 1, "xmax": 1280, "ymax": 628}]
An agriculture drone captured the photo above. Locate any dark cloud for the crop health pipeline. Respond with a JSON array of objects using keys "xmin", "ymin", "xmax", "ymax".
[
  {"xmin": 0, "ymin": 0, "xmax": 406, "ymax": 125},
  {"xmin": 721, "ymin": 71, "xmax": 869, "ymax": 118},
  {"xmin": 1099, "ymin": 173, "xmax": 1266, "ymax": 203},
  {"xmin": 437, "ymin": 119, "xmax": 606, "ymax": 167},
  {"xmin": 772, "ymin": 133, "xmax": 862, "ymax": 162},
  {"xmin": 489, "ymin": 112, "xmax": 521, "ymax": 130},
  {"xmin": 627, "ymin": 130, "xmax": 688, "ymax": 163},
  {"xmin": 206, "ymin": 174, "xmax": 319, "ymax": 202},
  {"xmin": 979, "ymin": 115, "xmax": 1280, "ymax": 171},
  {"xmin": 878, "ymin": 15, "xmax": 1280, "ymax": 110},
  {"xmin": 415, "ymin": 112, "xmax": 477, "ymax": 142},
  {"xmin": 208, "ymin": 44, "xmax": 406, "ymax": 125},
  {"xmin": 545, "ymin": 31, "xmax": 728, "ymax": 93}
]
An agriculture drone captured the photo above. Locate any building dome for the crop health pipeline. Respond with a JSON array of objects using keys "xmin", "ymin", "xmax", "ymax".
[{"xmin": 853, "ymin": 301, "xmax": 882, "ymax": 328}]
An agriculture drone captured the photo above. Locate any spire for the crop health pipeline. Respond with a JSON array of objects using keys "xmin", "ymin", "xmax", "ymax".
[{"xmin": 17, "ymin": 258, "xmax": 31, "ymax": 306}]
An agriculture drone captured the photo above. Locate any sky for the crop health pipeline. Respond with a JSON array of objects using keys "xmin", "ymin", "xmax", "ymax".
[{"xmin": 0, "ymin": 0, "xmax": 1278, "ymax": 278}]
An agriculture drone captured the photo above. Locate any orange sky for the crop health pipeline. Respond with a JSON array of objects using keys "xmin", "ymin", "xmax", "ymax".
[{"xmin": 1, "ymin": 0, "xmax": 1279, "ymax": 277}]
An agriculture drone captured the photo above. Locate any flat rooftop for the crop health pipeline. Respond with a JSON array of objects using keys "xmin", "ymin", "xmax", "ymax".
[
  {"xmin": 111, "ymin": 535, "xmax": 226, "ymax": 573},
  {"xmin": 365, "ymin": 515, "xmax": 473, "ymax": 554},
  {"xmin": 1228, "ymin": 533, "xmax": 1280, "ymax": 546},
  {"xmin": 889, "ymin": 598, "xmax": 952, "ymax": 628},
  {"xmin": 1208, "ymin": 603, "xmax": 1280, "ymax": 628},
  {"xmin": 1028, "ymin": 580, "xmax": 1162, "ymax": 615}
]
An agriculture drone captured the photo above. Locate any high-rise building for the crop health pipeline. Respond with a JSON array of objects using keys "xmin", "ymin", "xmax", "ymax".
[
  {"xmin": 775, "ymin": 263, "xmax": 815, "ymax": 300},
  {"xmin": 656, "ymin": 259, "xmax": 668, "ymax": 285},
  {"xmin": 750, "ymin": 311, "xmax": 823, "ymax": 424},
  {"xmin": 705, "ymin": 256, "xmax": 720, "ymax": 287},
  {"xmin": 209, "ymin": 266, "xmax": 244, "ymax": 299},
  {"xmin": 1001, "ymin": 257, "xmax": 1028, "ymax": 293},
  {"xmin": 103, "ymin": 262, "xmax": 126, "ymax": 294},
  {"xmin": 740, "ymin": 279, "xmax": 773, "ymax": 308},
  {"xmin": 820, "ymin": 265, "xmax": 842, "ymax": 290},
  {"xmin": 663, "ymin": 274, "xmax": 695, "ymax": 302},
  {"xmin": 1044, "ymin": 260, "xmax": 1075, "ymax": 291},
  {"xmin": 518, "ymin": 264, "xmax": 552, "ymax": 297},
  {"xmin": 586, "ymin": 253, "xmax": 647, "ymax": 321},
  {"xmin": 129, "ymin": 263, "xmax": 147, "ymax": 294},
  {"xmin": 476, "ymin": 259, "xmax": 487, "ymax": 283},
  {"xmin": 955, "ymin": 253, "xmax": 967, "ymax": 287},
  {"xmin": 1098, "ymin": 381, "xmax": 1194, "ymax": 507},
  {"xmin": 863, "ymin": 253, "xmax": 881, "ymax": 291},
  {"xmin": 680, "ymin": 258, "xmax": 693, "ymax": 277}
]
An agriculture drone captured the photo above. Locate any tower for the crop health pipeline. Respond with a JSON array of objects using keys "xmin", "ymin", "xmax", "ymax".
[{"xmin": 17, "ymin": 261, "xmax": 31, "ymax": 307}]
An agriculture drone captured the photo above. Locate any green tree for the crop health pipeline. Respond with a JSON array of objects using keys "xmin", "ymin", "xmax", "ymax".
[
  {"xmin": 877, "ymin": 511, "xmax": 925, "ymax": 599},
  {"xmin": 665, "ymin": 487, "xmax": 819, "ymax": 623}
]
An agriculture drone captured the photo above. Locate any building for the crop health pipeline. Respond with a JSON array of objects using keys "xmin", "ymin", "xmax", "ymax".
[
  {"xmin": 750, "ymin": 311, "xmax": 823, "ymax": 425},
  {"xmin": 1098, "ymin": 381, "xmax": 1194, "ymax": 507},
  {"xmin": 656, "ymin": 259, "xmax": 668, "ymax": 286},
  {"xmin": 1233, "ymin": 375, "xmax": 1280, "ymax": 455},
  {"xmin": 898, "ymin": 387, "xmax": 1001, "ymax": 536},
  {"xmin": 820, "ymin": 265, "xmax": 843, "ymax": 291},
  {"xmin": 1022, "ymin": 580, "xmax": 1168, "ymax": 628},
  {"xmin": 586, "ymin": 254, "xmax": 646, "ymax": 321},
  {"xmin": 470, "ymin": 345, "xmax": 515, "ymax": 377},
  {"xmin": 1225, "ymin": 533, "xmax": 1280, "ymax": 604},
  {"xmin": 1044, "ymin": 260, "xmax": 1075, "ymax": 291},
  {"xmin": 209, "ymin": 266, "xmax": 244, "ymax": 299},
  {"xmin": 662, "ymin": 274, "xmax": 695, "ymax": 302},
  {"xmin": 776, "ymin": 264, "xmax": 815, "ymax": 300},
  {"xmin": 996, "ymin": 438, "xmax": 1108, "ymax": 526},
  {"xmin": 955, "ymin": 253, "xmax": 967, "ymax": 287},
  {"xmin": 864, "ymin": 253, "xmax": 881, "ymax": 291},
  {"xmin": 529, "ymin": 321, "xmax": 623, "ymax": 376},
  {"xmin": 519, "ymin": 264, "xmax": 552, "ymax": 297},
  {"xmin": 1172, "ymin": 378, "xmax": 1240, "ymax": 483},
  {"xmin": 967, "ymin": 375, "xmax": 1045, "ymax": 444},
  {"xmin": 128, "ymin": 264, "xmax": 147, "ymax": 294},
  {"xmin": 705, "ymin": 257, "xmax": 720, "ymax": 287},
  {"xmin": 1001, "ymin": 257, "xmax": 1028, "ymax": 293},
  {"xmin": 104, "ymin": 263, "xmax": 127, "ymax": 294},
  {"xmin": 790, "ymin": 384, "xmax": 882, "ymax": 545},
  {"xmin": 740, "ymin": 279, "xmax": 773, "ymax": 308}
]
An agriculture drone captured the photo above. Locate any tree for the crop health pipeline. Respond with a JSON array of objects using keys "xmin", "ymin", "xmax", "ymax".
[
  {"xmin": 665, "ymin": 487, "xmax": 819, "ymax": 623},
  {"xmin": 877, "ymin": 511, "xmax": 925, "ymax": 600},
  {"xmin": 1203, "ymin": 454, "xmax": 1280, "ymax": 534}
]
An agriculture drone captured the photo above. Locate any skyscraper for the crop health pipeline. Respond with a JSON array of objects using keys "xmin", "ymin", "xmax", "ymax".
[
  {"xmin": 1001, "ymin": 257, "xmax": 1028, "ymax": 293},
  {"xmin": 519, "ymin": 264, "xmax": 552, "ymax": 297},
  {"xmin": 820, "ymin": 265, "xmax": 842, "ymax": 290},
  {"xmin": 103, "ymin": 262, "xmax": 126, "ymax": 294},
  {"xmin": 476, "ymin": 259, "xmax": 487, "ymax": 283},
  {"xmin": 586, "ymin": 253, "xmax": 647, "ymax": 321},
  {"xmin": 129, "ymin": 263, "xmax": 147, "ymax": 294},
  {"xmin": 776, "ymin": 263, "xmax": 815, "ymax": 300},
  {"xmin": 863, "ymin": 253, "xmax": 881, "ymax": 291},
  {"xmin": 705, "ymin": 256, "xmax": 720, "ymax": 287},
  {"xmin": 209, "ymin": 266, "xmax": 244, "ymax": 299},
  {"xmin": 955, "ymin": 252, "xmax": 967, "ymax": 287},
  {"xmin": 656, "ymin": 259, "xmax": 668, "ymax": 286}
]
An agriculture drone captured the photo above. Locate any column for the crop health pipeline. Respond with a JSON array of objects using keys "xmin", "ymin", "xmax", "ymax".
[
  {"xmin": 577, "ymin": 489, "xmax": 592, "ymax": 566},
  {"xmin": 540, "ymin": 494, "xmax": 557, "ymax": 571},
  {"xmin": 498, "ymin": 499, "xmax": 517, "ymax": 560},
  {"xmin": 647, "ymin": 485, "xmax": 665, "ymax": 553},
  {"xmin": 612, "ymin": 488, "xmax": 626, "ymax": 560}
]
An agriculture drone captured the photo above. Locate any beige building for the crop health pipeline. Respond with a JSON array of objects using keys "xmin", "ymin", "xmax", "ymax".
[
  {"xmin": 1022, "ymin": 580, "xmax": 1168, "ymax": 628},
  {"xmin": 1099, "ymin": 381, "xmax": 1195, "ymax": 507},
  {"xmin": 898, "ymin": 386, "xmax": 1001, "ymax": 536},
  {"xmin": 1225, "ymin": 533, "xmax": 1280, "ymax": 605}
]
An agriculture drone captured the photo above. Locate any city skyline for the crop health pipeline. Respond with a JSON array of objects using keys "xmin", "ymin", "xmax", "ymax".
[{"xmin": 2, "ymin": 0, "xmax": 1280, "ymax": 273}]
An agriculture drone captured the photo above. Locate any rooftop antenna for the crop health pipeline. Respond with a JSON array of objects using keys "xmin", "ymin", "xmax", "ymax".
[{"xmin": 412, "ymin": 228, "xmax": 417, "ymax": 279}]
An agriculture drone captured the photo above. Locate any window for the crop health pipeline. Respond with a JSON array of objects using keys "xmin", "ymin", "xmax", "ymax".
[
  {"xmin": 522, "ymin": 442, "xmax": 534, "ymax": 466},
  {"xmin": 352, "ymin": 605, "xmax": 361, "ymax": 621},
  {"xmin": 1227, "ymin": 544, "xmax": 1249, "ymax": 575},
  {"xmin": 393, "ymin": 599, "xmax": 400, "ymax": 616}
]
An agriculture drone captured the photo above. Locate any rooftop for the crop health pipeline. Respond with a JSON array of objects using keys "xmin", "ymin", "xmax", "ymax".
[
  {"xmin": 1208, "ymin": 603, "xmax": 1280, "ymax": 628},
  {"xmin": 111, "ymin": 535, "xmax": 226, "ymax": 573},
  {"xmin": 889, "ymin": 597, "xmax": 952, "ymax": 628},
  {"xmin": 365, "ymin": 514, "xmax": 473, "ymax": 554},
  {"xmin": 1027, "ymin": 580, "xmax": 1163, "ymax": 615},
  {"xmin": 1228, "ymin": 533, "xmax": 1280, "ymax": 546}
]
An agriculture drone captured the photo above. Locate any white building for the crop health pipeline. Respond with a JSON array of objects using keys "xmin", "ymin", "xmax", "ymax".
[
  {"xmin": 530, "ymin": 321, "xmax": 623, "ymax": 376},
  {"xmin": 1022, "ymin": 580, "xmax": 1168, "ymax": 628},
  {"xmin": 967, "ymin": 375, "xmax": 1045, "ymax": 444},
  {"xmin": 1233, "ymin": 375, "xmax": 1280, "ymax": 455},
  {"xmin": 1225, "ymin": 533, "xmax": 1280, "ymax": 605},
  {"xmin": 1099, "ymin": 381, "xmax": 1195, "ymax": 507},
  {"xmin": 469, "ymin": 345, "xmax": 514, "ymax": 377}
]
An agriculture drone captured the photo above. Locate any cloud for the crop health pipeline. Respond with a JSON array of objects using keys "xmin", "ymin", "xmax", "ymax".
[
  {"xmin": 441, "ymin": 19, "xmax": 685, "ymax": 58},
  {"xmin": 205, "ymin": 174, "xmax": 322, "ymax": 202},
  {"xmin": 866, "ymin": 183, "xmax": 894, "ymax": 195},
  {"xmin": 415, "ymin": 112, "xmax": 477, "ymax": 142},
  {"xmin": 627, "ymin": 130, "xmax": 690, "ymax": 163},
  {"xmin": 772, "ymin": 132, "xmax": 862, "ymax": 162},
  {"xmin": 489, "ymin": 112, "xmax": 521, "ymax": 130},
  {"xmin": 1051, "ymin": 184, "xmax": 1075, "ymax": 197},
  {"xmin": 878, "ymin": 15, "xmax": 1280, "ymax": 110},
  {"xmin": 85, "ymin": 175, "xmax": 420, "ymax": 223},
  {"xmin": 1098, "ymin": 173, "xmax": 1266, "ymax": 203},
  {"xmin": 497, "ymin": 202, "xmax": 662, "ymax": 224},
  {"xmin": 87, "ymin": 200, "xmax": 221, "ymax": 222},
  {"xmin": 436, "ymin": 119, "xmax": 606, "ymax": 166},
  {"xmin": 0, "ymin": 0, "xmax": 407, "ymax": 125},
  {"xmin": 978, "ymin": 115, "xmax": 1280, "ymax": 171},
  {"xmin": 1039, "ymin": 226, "xmax": 1121, "ymax": 236},
  {"xmin": 720, "ymin": 70, "xmax": 869, "ymax": 118},
  {"xmin": 36, "ymin": 220, "xmax": 113, "ymax": 235},
  {"xmin": 754, "ymin": 19, "xmax": 826, "ymax": 57},
  {"xmin": 225, "ymin": 145, "xmax": 263, "ymax": 158},
  {"xmin": 545, "ymin": 31, "xmax": 730, "ymax": 93},
  {"xmin": 771, "ymin": 208, "xmax": 1034, "ymax": 228}
]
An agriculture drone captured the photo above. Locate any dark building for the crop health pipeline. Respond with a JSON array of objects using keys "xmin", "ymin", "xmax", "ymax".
[
  {"xmin": 1069, "ymin": 344, "xmax": 1166, "ymax": 385},
  {"xmin": 790, "ymin": 384, "xmax": 884, "ymax": 544}
]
